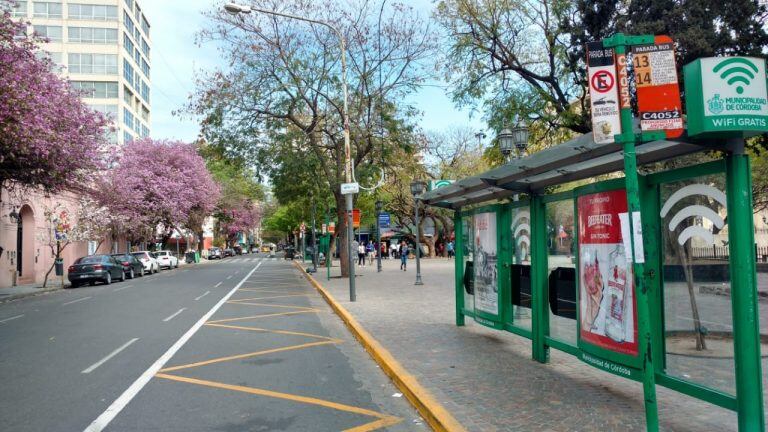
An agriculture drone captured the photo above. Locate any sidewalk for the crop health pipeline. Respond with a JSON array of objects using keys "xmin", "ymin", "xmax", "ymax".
[
  {"xmin": 303, "ymin": 256, "xmax": 764, "ymax": 431},
  {"xmin": 0, "ymin": 282, "xmax": 62, "ymax": 303}
]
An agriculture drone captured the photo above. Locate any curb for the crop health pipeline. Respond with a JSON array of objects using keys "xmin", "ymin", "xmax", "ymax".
[
  {"xmin": 293, "ymin": 261, "xmax": 467, "ymax": 432},
  {"xmin": 0, "ymin": 286, "xmax": 62, "ymax": 304}
]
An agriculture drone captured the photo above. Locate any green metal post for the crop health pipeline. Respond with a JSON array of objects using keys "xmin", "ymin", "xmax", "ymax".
[
  {"xmin": 606, "ymin": 37, "xmax": 659, "ymax": 432},
  {"xmin": 454, "ymin": 210, "xmax": 465, "ymax": 326},
  {"xmin": 726, "ymin": 150, "xmax": 765, "ymax": 432},
  {"xmin": 530, "ymin": 194, "xmax": 549, "ymax": 363},
  {"xmin": 326, "ymin": 214, "xmax": 331, "ymax": 281},
  {"xmin": 498, "ymin": 206, "xmax": 512, "ymax": 326}
]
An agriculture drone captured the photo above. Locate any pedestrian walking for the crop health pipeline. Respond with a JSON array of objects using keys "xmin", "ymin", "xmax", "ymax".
[
  {"xmin": 366, "ymin": 241, "xmax": 375, "ymax": 265},
  {"xmin": 399, "ymin": 240, "xmax": 409, "ymax": 271},
  {"xmin": 381, "ymin": 242, "xmax": 388, "ymax": 259},
  {"xmin": 358, "ymin": 242, "xmax": 366, "ymax": 267},
  {"xmin": 447, "ymin": 240, "xmax": 455, "ymax": 258}
]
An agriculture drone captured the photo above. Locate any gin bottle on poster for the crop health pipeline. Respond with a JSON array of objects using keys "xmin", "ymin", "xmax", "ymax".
[{"xmin": 605, "ymin": 246, "xmax": 628, "ymax": 342}]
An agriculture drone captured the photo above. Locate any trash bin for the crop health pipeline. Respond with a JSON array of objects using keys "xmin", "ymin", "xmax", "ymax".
[
  {"xmin": 54, "ymin": 258, "xmax": 64, "ymax": 276},
  {"xmin": 185, "ymin": 251, "xmax": 197, "ymax": 264}
]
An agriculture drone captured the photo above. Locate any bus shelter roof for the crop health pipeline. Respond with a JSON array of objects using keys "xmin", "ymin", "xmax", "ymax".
[{"xmin": 420, "ymin": 133, "xmax": 710, "ymax": 209}]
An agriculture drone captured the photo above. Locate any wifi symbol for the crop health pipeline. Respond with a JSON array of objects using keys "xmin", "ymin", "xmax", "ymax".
[
  {"xmin": 660, "ymin": 184, "xmax": 727, "ymax": 246},
  {"xmin": 511, "ymin": 210, "xmax": 531, "ymax": 260},
  {"xmin": 713, "ymin": 58, "xmax": 759, "ymax": 95}
]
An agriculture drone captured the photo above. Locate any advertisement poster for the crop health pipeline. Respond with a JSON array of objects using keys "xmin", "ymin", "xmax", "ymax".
[
  {"xmin": 586, "ymin": 41, "xmax": 622, "ymax": 144},
  {"xmin": 578, "ymin": 190, "xmax": 638, "ymax": 356},
  {"xmin": 473, "ymin": 212, "xmax": 498, "ymax": 316},
  {"xmin": 632, "ymin": 35, "xmax": 684, "ymax": 138}
]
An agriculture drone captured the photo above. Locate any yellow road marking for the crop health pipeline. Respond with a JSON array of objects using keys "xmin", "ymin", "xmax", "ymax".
[
  {"xmin": 223, "ymin": 302, "xmax": 317, "ymax": 311},
  {"xmin": 155, "ymin": 372, "xmax": 401, "ymax": 430},
  {"xmin": 203, "ymin": 322, "xmax": 339, "ymax": 341},
  {"xmin": 206, "ymin": 309, "xmax": 319, "ymax": 324},
  {"xmin": 159, "ymin": 340, "xmax": 340, "ymax": 372},
  {"xmin": 229, "ymin": 294, "xmax": 310, "ymax": 302},
  {"xmin": 238, "ymin": 288, "xmax": 308, "ymax": 294}
]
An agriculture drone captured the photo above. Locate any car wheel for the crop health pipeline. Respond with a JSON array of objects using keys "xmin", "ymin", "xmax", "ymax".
[
  {"xmin": 128, "ymin": 268, "xmax": 135, "ymax": 279},
  {"xmin": 70, "ymin": 282, "xmax": 79, "ymax": 288},
  {"xmin": 175, "ymin": 261, "xmax": 179, "ymax": 269},
  {"xmin": 153, "ymin": 264, "xmax": 158, "ymax": 274},
  {"xmin": 119, "ymin": 270, "xmax": 126, "ymax": 282},
  {"xmin": 104, "ymin": 272, "xmax": 112, "ymax": 285},
  {"xmin": 139, "ymin": 267, "xmax": 145, "ymax": 277}
]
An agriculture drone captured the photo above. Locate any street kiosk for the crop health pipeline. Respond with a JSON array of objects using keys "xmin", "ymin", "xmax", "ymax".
[{"xmin": 420, "ymin": 35, "xmax": 767, "ymax": 432}]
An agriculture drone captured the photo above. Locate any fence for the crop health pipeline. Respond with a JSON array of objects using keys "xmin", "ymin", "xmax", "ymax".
[{"xmin": 691, "ymin": 245, "xmax": 768, "ymax": 263}]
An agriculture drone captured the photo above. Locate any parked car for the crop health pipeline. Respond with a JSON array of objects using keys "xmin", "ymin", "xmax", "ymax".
[
  {"xmin": 155, "ymin": 250, "xmax": 179, "ymax": 269},
  {"xmin": 68, "ymin": 255, "xmax": 125, "ymax": 287},
  {"xmin": 132, "ymin": 251, "xmax": 160, "ymax": 274},
  {"xmin": 208, "ymin": 247, "xmax": 223, "ymax": 260},
  {"xmin": 223, "ymin": 248, "xmax": 235, "ymax": 257},
  {"xmin": 111, "ymin": 253, "xmax": 145, "ymax": 278},
  {"xmin": 233, "ymin": 245, "xmax": 243, "ymax": 255}
]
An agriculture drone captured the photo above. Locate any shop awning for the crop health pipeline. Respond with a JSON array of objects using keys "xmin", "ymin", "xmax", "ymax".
[{"xmin": 420, "ymin": 132, "xmax": 713, "ymax": 209}]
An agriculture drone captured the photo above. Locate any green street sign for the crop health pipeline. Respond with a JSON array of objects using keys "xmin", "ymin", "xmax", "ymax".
[
  {"xmin": 684, "ymin": 57, "xmax": 768, "ymax": 137},
  {"xmin": 429, "ymin": 180, "xmax": 455, "ymax": 191}
]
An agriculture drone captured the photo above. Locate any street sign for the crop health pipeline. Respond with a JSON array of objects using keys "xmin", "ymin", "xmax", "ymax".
[
  {"xmin": 328, "ymin": 222, "xmax": 335, "ymax": 234},
  {"xmin": 429, "ymin": 180, "xmax": 454, "ymax": 191},
  {"xmin": 340, "ymin": 182, "xmax": 359, "ymax": 195},
  {"xmin": 352, "ymin": 209, "xmax": 361, "ymax": 228},
  {"xmin": 587, "ymin": 41, "xmax": 622, "ymax": 144},
  {"xmin": 378, "ymin": 212, "xmax": 391, "ymax": 228},
  {"xmin": 685, "ymin": 56, "xmax": 768, "ymax": 137},
  {"xmin": 631, "ymin": 36, "xmax": 683, "ymax": 138}
]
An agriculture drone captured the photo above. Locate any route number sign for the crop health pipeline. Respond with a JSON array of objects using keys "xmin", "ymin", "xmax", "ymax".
[
  {"xmin": 631, "ymin": 36, "xmax": 683, "ymax": 138},
  {"xmin": 587, "ymin": 41, "xmax": 622, "ymax": 144}
]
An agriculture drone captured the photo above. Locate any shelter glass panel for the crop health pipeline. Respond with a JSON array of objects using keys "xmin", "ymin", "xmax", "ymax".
[
  {"xmin": 510, "ymin": 205, "xmax": 532, "ymax": 330},
  {"xmin": 546, "ymin": 200, "xmax": 577, "ymax": 345},
  {"xmin": 660, "ymin": 174, "xmax": 735, "ymax": 395},
  {"xmin": 461, "ymin": 215, "xmax": 474, "ymax": 314},
  {"xmin": 473, "ymin": 212, "xmax": 499, "ymax": 317}
]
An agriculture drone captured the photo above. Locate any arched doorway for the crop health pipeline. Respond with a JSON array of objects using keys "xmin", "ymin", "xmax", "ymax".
[{"xmin": 17, "ymin": 205, "xmax": 35, "ymax": 284}]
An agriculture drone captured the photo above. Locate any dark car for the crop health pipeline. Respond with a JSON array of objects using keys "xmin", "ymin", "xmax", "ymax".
[
  {"xmin": 284, "ymin": 247, "xmax": 296, "ymax": 260},
  {"xmin": 233, "ymin": 245, "xmax": 243, "ymax": 255},
  {"xmin": 223, "ymin": 248, "xmax": 235, "ymax": 257},
  {"xmin": 68, "ymin": 255, "xmax": 125, "ymax": 287},
  {"xmin": 208, "ymin": 247, "xmax": 222, "ymax": 260},
  {"xmin": 111, "ymin": 253, "xmax": 145, "ymax": 278}
]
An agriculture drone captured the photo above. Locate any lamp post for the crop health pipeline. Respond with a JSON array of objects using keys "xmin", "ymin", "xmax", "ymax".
[
  {"xmin": 474, "ymin": 131, "xmax": 486, "ymax": 148},
  {"xmin": 497, "ymin": 120, "xmax": 529, "ymax": 163},
  {"xmin": 224, "ymin": 2, "xmax": 357, "ymax": 301},
  {"xmin": 410, "ymin": 180, "xmax": 426, "ymax": 285},
  {"xmin": 312, "ymin": 199, "xmax": 318, "ymax": 273},
  {"xmin": 375, "ymin": 200, "xmax": 383, "ymax": 273}
]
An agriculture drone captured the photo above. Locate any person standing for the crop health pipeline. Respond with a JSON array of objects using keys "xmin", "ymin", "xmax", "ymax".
[
  {"xmin": 366, "ymin": 241, "xmax": 375, "ymax": 265},
  {"xmin": 358, "ymin": 242, "xmax": 366, "ymax": 267},
  {"xmin": 447, "ymin": 240, "xmax": 455, "ymax": 258},
  {"xmin": 399, "ymin": 240, "xmax": 409, "ymax": 271}
]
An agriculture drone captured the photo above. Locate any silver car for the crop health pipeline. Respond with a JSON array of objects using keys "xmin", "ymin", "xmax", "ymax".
[{"xmin": 132, "ymin": 251, "xmax": 160, "ymax": 274}]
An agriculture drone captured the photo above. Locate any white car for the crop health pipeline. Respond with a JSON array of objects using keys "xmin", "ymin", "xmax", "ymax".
[
  {"xmin": 155, "ymin": 250, "xmax": 179, "ymax": 269},
  {"xmin": 132, "ymin": 251, "xmax": 160, "ymax": 274}
]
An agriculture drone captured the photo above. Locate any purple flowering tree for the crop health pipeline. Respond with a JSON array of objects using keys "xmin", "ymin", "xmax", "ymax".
[
  {"xmin": 99, "ymin": 138, "xmax": 220, "ymax": 247},
  {"xmin": 0, "ymin": 10, "xmax": 111, "ymax": 195},
  {"xmin": 220, "ymin": 201, "xmax": 261, "ymax": 247}
]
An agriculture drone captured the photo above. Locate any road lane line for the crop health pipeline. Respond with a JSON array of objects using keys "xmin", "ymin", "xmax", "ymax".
[
  {"xmin": 83, "ymin": 261, "xmax": 263, "ymax": 432},
  {"xmin": 82, "ymin": 338, "xmax": 139, "ymax": 374},
  {"xmin": 113, "ymin": 285, "xmax": 133, "ymax": 292},
  {"xmin": 162, "ymin": 308, "xmax": 187, "ymax": 322},
  {"xmin": 226, "ymin": 275, "xmax": 233, "ymax": 280},
  {"xmin": 194, "ymin": 291, "xmax": 210, "ymax": 301},
  {"xmin": 214, "ymin": 282, "xmax": 223, "ymax": 288},
  {"xmin": 62, "ymin": 296, "xmax": 92, "ymax": 306},
  {"xmin": 0, "ymin": 314, "xmax": 24, "ymax": 324}
]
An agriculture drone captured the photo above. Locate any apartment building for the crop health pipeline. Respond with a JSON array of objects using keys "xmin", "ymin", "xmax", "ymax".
[{"xmin": 11, "ymin": 0, "xmax": 151, "ymax": 144}]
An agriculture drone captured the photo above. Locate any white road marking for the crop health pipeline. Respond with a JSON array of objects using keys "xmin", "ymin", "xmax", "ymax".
[
  {"xmin": 0, "ymin": 314, "xmax": 24, "ymax": 324},
  {"xmin": 226, "ymin": 275, "xmax": 233, "ymax": 280},
  {"xmin": 83, "ymin": 261, "xmax": 262, "ymax": 432},
  {"xmin": 214, "ymin": 282, "xmax": 223, "ymax": 288},
  {"xmin": 113, "ymin": 285, "xmax": 133, "ymax": 292},
  {"xmin": 81, "ymin": 338, "xmax": 139, "ymax": 374},
  {"xmin": 162, "ymin": 308, "xmax": 187, "ymax": 322},
  {"xmin": 62, "ymin": 296, "xmax": 92, "ymax": 306},
  {"xmin": 194, "ymin": 291, "xmax": 210, "ymax": 301}
]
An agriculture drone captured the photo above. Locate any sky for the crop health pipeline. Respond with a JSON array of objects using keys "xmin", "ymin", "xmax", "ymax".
[{"xmin": 140, "ymin": 1, "xmax": 487, "ymax": 144}]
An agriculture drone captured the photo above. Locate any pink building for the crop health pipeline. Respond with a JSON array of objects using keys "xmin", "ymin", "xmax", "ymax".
[{"xmin": 0, "ymin": 187, "xmax": 123, "ymax": 289}]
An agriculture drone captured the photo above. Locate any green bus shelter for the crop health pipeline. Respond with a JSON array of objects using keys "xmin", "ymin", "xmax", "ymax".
[{"xmin": 420, "ymin": 132, "xmax": 765, "ymax": 431}]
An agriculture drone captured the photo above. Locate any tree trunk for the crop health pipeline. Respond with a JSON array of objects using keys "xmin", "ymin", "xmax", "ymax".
[
  {"xmin": 676, "ymin": 241, "xmax": 707, "ymax": 350},
  {"xmin": 334, "ymin": 192, "xmax": 350, "ymax": 277},
  {"xmin": 196, "ymin": 230, "xmax": 205, "ymax": 252}
]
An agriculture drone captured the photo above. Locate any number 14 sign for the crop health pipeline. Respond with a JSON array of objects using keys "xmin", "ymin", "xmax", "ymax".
[{"xmin": 631, "ymin": 35, "xmax": 684, "ymax": 138}]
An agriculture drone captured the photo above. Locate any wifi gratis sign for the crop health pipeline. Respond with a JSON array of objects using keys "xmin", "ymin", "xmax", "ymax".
[{"xmin": 684, "ymin": 57, "xmax": 768, "ymax": 137}]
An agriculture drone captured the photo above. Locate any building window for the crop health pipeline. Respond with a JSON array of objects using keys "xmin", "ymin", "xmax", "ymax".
[
  {"xmin": 140, "ymin": 58, "xmax": 149, "ymax": 78},
  {"xmin": 141, "ymin": 124, "xmax": 149, "ymax": 138},
  {"xmin": 141, "ymin": 15, "xmax": 149, "ymax": 37},
  {"xmin": 33, "ymin": 2, "xmax": 62, "ymax": 18},
  {"xmin": 133, "ymin": 118, "xmax": 141, "ymax": 134},
  {"xmin": 134, "ymin": 46, "xmax": 140, "ymax": 64},
  {"xmin": 123, "ymin": 86, "xmax": 133, "ymax": 106},
  {"xmin": 68, "ymin": 27, "xmax": 118, "ymax": 44},
  {"xmin": 123, "ymin": 11, "xmax": 135, "ymax": 35},
  {"xmin": 33, "ymin": 25, "xmax": 62, "ymax": 42},
  {"xmin": 68, "ymin": 4, "xmax": 118, "ymax": 20},
  {"xmin": 11, "ymin": 1, "xmax": 27, "ymax": 17},
  {"xmin": 123, "ymin": 130, "xmax": 133, "ymax": 143},
  {"xmin": 141, "ymin": 39, "xmax": 149, "ymax": 59},
  {"xmin": 70, "ymin": 81, "xmax": 119, "ymax": 99},
  {"xmin": 68, "ymin": 53, "xmax": 118, "ymax": 74},
  {"xmin": 124, "ymin": 0, "xmax": 133, "ymax": 12},
  {"xmin": 140, "ymin": 81, "xmax": 149, "ymax": 103},
  {"xmin": 141, "ymin": 106, "xmax": 149, "ymax": 121},
  {"xmin": 88, "ymin": 103, "xmax": 118, "ymax": 120},
  {"xmin": 123, "ymin": 109, "xmax": 134, "ymax": 129},
  {"xmin": 123, "ymin": 32, "xmax": 134, "ymax": 56},
  {"xmin": 123, "ymin": 58, "xmax": 134, "ymax": 87}
]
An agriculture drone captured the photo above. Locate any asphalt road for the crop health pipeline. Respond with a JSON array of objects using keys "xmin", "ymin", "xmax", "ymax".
[{"xmin": 0, "ymin": 253, "xmax": 423, "ymax": 431}]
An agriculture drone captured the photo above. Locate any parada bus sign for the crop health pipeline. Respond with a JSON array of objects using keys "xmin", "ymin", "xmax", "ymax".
[{"xmin": 684, "ymin": 56, "xmax": 768, "ymax": 137}]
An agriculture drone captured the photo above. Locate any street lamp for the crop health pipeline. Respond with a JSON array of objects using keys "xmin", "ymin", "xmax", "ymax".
[
  {"xmin": 375, "ymin": 200, "xmax": 383, "ymax": 273},
  {"xmin": 410, "ymin": 180, "xmax": 427, "ymax": 286},
  {"xmin": 497, "ymin": 121, "xmax": 529, "ymax": 162},
  {"xmin": 224, "ymin": 2, "xmax": 357, "ymax": 301},
  {"xmin": 474, "ymin": 131, "xmax": 486, "ymax": 148}
]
